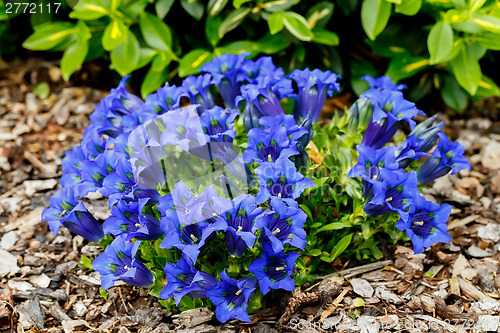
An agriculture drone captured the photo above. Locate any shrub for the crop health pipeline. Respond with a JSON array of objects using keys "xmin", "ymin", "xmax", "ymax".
[{"xmin": 42, "ymin": 53, "xmax": 470, "ymax": 321}]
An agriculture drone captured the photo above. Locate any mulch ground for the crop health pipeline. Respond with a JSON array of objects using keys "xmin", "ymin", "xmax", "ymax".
[{"xmin": 1, "ymin": 59, "xmax": 500, "ymax": 333}]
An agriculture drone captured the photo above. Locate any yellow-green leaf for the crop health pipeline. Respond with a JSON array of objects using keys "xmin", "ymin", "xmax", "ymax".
[{"xmin": 102, "ymin": 19, "xmax": 127, "ymax": 51}]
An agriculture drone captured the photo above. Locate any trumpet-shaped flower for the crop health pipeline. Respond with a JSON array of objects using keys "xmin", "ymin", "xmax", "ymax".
[
  {"xmin": 41, "ymin": 187, "xmax": 104, "ymax": 243},
  {"xmin": 145, "ymin": 83, "xmax": 189, "ymax": 114},
  {"xmin": 395, "ymin": 195, "xmax": 451, "ymax": 253},
  {"xmin": 362, "ymin": 75, "xmax": 406, "ymax": 91},
  {"xmin": 243, "ymin": 125, "xmax": 299, "ymax": 165},
  {"xmin": 182, "ymin": 74, "xmax": 215, "ymax": 113},
  {"xmin": 92, "ymin": 236, "xmax": 153, "ymax": 289},
  {"xmin": 206, "ymin": 270, "xmax": 257, "ymax": 323},
  {"xmin": 199, "ymin": 106, "xmax": 238, "ymax": 143}
]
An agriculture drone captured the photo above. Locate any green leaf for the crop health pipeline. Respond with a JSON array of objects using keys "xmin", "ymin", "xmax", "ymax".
[
  {"xmin": 208, "ymin": 0, "xmax": 229, "ymax": 16},
  {"xmin": 216, "ymin": 40, "xmax": 259, "ymax": 54},
  {"xmin": 306, "ymin": 1, "xmax": 334, "ymax": 29},
  {"xmin": 428, "ymin": 21, "xmax": 453, "ymax": 64},
  {"xmin": 140, "ymin": 12, "xmax": 173, "ymax": 51},
  {"xmin": 450, "ymin": 44, "xmax": 482, "ymax": 95},
  {"xmin": 206, "ymin": 16, "xmax": 221, "ymax": 46},
  {"xmin": 141, "ymin": 67, "xmax": 169, "ymax": 99},
  {"xmin": 180, "ymin": 0, "xmax": 205, "ymax": 20},
  {"xmin": 102, "ymin": 19, "xmax": 127, "ymax": 51},
  {"xmin": 219, "ymin": 7, "xmax": 251, "ymax": 38},
  {"xmin": 261, "ymin": 0, "xmax": 298, "ymax": 12},
  {"xmin": 473, "ymin": 15, "xmax": 500, "ymax": 33},
  {"xmin": 110, "ymin": 30, "xmax": 140, "ymax": 76},
  {"xmin": 61, "ymin": 39, "xmax": 89, "ymax": 81},
  {"xmin": 283, "ymin": 11, "xmax": 314, "ymax": 41},
  {"xmin": 475, "ymin": 32, "xmax": 500, "ymax": 50},
  {"xmin": 350, "ymin": 59, "xmax": 377, "ymax": 96},
  {"xmin": 156, "ymin": 0, "xmax": 174, "ymax": 19},
  {"xmin": 395, "ymin": 0, "xmax": 421, "ymax": 15},
  {"xmin": 361, "ymin": 0, "xmax": 392, "ymax": 40},
  {"xmin": 477, "ymin": 76, "xmax": 500, "ymax": 96},
  {"xmin": 256, "ymin": 32, "xmax": 290, "ymax": 54},
  {"xmin": 312, "ymin": 28, "xmax": 339, "ymax": 46},
  {"xmin": 109, "ymin": 0, "xmax": 121, "ymax": 10},
  {"xmin": 32, "ymin": 82, "xmax": 50, "ymax": 100},
  {"xmin": 469, "ymin": 0, "xmax": 486, "ymax": 12},
  {"xmin": 441, "ymin": 75, "xmax": 468, "ymax": 111},
  {"xmin": 233, "ymin": 0, "xmax": 251, "ymax": 8},
  {"xmin": 385, "ymin": 56, "xmax": 429, "ymax": 82},
  {"xmin": 321, "ymin": 234, "xmax": 352, "ymax": 262},
  {"xmin": 268, "ymin": 11, "xmax": 284, "ymax": 34},
  {"xmin": 69, "ymin": 0, "xmax": 108, "ymax": 20},
  {"xmin": 137, "ymin": 48, "xmax": 158, "ymax": 68},
  {"xmin": 385, "ymin": 0, "xmax": 401, "ymax": 4},
  {"xmin": 353, "ymin": 297, "xmax": 365, "ymax": 307},
  {"xmin": 178, "ymin": 49, "xmax": 213, "ymax": 77},
  {"xmin": 79, "ymin": 255, "xmax": 93, "ymax": 270},
  {"xmin": 23, "ymin": 22, "xmax": 75, "ymax": 50}
]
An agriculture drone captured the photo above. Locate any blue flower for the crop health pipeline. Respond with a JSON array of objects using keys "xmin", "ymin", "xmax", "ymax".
[
  {"xmin": 242, "ymin": 125, "xmax": 299, "ymax": 165},
  {"xmin": 411, "ymin": 114, "xmax": 444, "ymax": 153},
  {"xmin": 199, "ymin": 106, "xmax": 238, "ymax": 143},
  {"xmin": 101, "ymin": 158, "xmax": 137, "ymax": 206},
  {"xmin": 361, "ymin": 89, "xmax": 422, "ymax": 149},
  {"xmin": 103, "ymin": 198, "xmax": 163, "ymax": 240},
  {"xmin": 60, "ymin": 146, "xmax": 95, "ymax": 196},
  {"xmin": 248, "ymin": 249, "xmax": 299, "ymax": 295},
  {"xmin": 363, "ymin": 169, "xmax": 418, "ymax": 222},
  {"xmin": 396, "ymin": 195, "xmax": 451, "ymax": 254},
  {"xmin": 239, "ymin": 56, "xmax": 280, "ymax": 83},
  {"xmin": 206, "ymin": 270, "xmax": 257, "ymax": 323},
  {"xmin": 238, "ymin": 76, "xmax": 285, "ymax": 116},
  {"xmin": 259, "ymin": 114, "xmax": 307, "ymax": 144},
  {"xmin": 221, "ymin": 194, "xmax": 265, "ymax": 256},
  {"xmin": 160, "ymin": 254, "xmax": 218, "ymax": 304},
  {"xmin": 144, "ymin": 83, "xmax": 189, "ymax": 114},
  {"xmin": 417, "ymin": 133, "xmax": 470, "ymax": 184},
  {"xmin": 255, "ymin": 159, "xmax": 314, "ymax": 204},
  {"xmin": 200, "ymin": 53, "xmax": 249, "ymax": 108},
  {"xmin": 41, "ymin": 187, "xmax": 104, "ymax": 243},
  {"xmin": 394, "ymin": 135, "xmax": 428, "ymax": 169},
  {"xmin": 255, "ymin": 198, "xmax": 307, "ymax": 253},
  {"xmin": 182, "ymin": 74, "xmax": 215, "ymax": 113},
  {"xmin": 92, "ymin": 236, "xmax": 153, "ymax": 289},
  {"xmin": 290, "ymin": 68, "xmax": 340, "ymax": 125},
  {"xmin": 81, "ymin": 126, "xmax": 105, "ymax": 159},
  {"xmin": 79, "ymin": 150, "xmax": 120, "ymax": 196},
  {"xmin": 362, "ymin": 75, "xmax": 406, "ymax": 91}
]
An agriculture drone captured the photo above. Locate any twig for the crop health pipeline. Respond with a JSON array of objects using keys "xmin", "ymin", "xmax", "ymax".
[{"xmin": 316, "ymin": 260, "xmax": 393, "ymax": 280}]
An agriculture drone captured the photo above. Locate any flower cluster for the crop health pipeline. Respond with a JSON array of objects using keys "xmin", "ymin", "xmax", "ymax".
[
  {"xmin": 348, "ymin": 76, "xmax": 470, "ymax": 253},
  {"xmin": 41, "ymin": 53, "xmax": 338, "ymax": 323}
]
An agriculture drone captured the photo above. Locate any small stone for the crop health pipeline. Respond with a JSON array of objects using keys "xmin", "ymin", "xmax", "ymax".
[
  {"xmin": 448, "ymin": 243, "xmax": 461, "ymax": 252},
  {"xmin": 7, "ymin": 280, "xmax": 35, "ymax": 291},
  {"xmin": 477, "ymin": 223, "xmax": 500, "ymax": 242},
  {"xmin": 477, "ymin": 267, "xmax": 497, "ymax": 293},
  {"xmin": 62, "ymin": 320, "xmax": 88, "ymax": 333},
  {"xmin": 470, "ymin": 299, "xmax": 500, "ymax": 314},
  {"xmin": 357, "ymin": 316, "xmax": 380, "ymax": 333},
  {"xmin": 467, "ymin": 245, "xmax": 492, "ymax": 258},
  {"xmin": 460, "ymin": 268, "xmax": 479, "ymax": 284},
  {"xmin": 55, "ymin": 261, "xmax": 78, "ymax": 275},
  {"xmin": 374, "ymin": 287, "xmax": 402, "ymax": 305},
  {"xmin": 118, "ymin": 328, "xmax": 131, "ymax": 333},
  {"xmin": 29, "ymin": 274, "xmax": 51, "ymax": 288},
  {"xmin": 351, "ymin": 279, "xmax": 374, "ymax": 298},
  {"xmin": 23, "ymin": 179, "xmax": 57, "ymax": 197},
  {"xmin": 23, "ymin": 255, "xmax": 42, "ymax": 266},
  {"xmin": 172, "ymin": 308, "xmax": 214, "ymax": 329},
  {"xmin": 135, "ymin": 308, "xmax": 164, "ymax": 327},
  {"xmin": 0, "ymin": 231, "xmax": 18, "ymax": 249},
  {"xmin": 73, "ymin": 301, "xmax": 88, "ymax": 317},
  {"xmin": 81, "ymin": 245, "xmax": 101, "ymax": 257},
  {"xmin": 473, "ymin": 315, "xmax": 499, "ymax": 333},
  {"xmin": 16, "ymin": 299, "xmax": 45, "ymax": 329},
  {"xmin": 480, "ymin": 197, "xmax": 492, "ymax": 209},
  {"xmin": 0, "ymin": 249, "xmax": 20, "ymax": 276},
  {"xmin": 481, "ymin": 141, "xmax": 500, "ymax": 170}
]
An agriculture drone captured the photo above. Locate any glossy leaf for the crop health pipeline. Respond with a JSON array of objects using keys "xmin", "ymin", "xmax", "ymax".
[
  {"xmin": 261, "ymin": 0, "xmax": 298, "ymax": 13},
  {"xmin": 206, "ymin": 16, "xmax": 221, "ymax": 46},
  {"xmin": 473, "ymin": 15, "xmax": 500, "ymax": 33},
  {"xmin": 110, "ymin": 30, "xmax": 140, "ymax": 76},
  {"xmin": 476, "ymin": 32, "xmax": 500, "ymax": 50},
  {"xmin": 428, "ymin": 21, "xmax": 453, "ymax": 64},
  {"xmin": 361, "ymin": 0, "xmax": 392, "ymax": 40},
  {"xmin": 139, "ymin": 12, "xmax": 173, "ymax": 51},
  {"xmin": 268, "ymin": 11, "xmax": 284, "ymax": 34},
  {"xmin": 283, "ymin": 11, "xmax": 314, "ymax": 41},
  {"xmin": 141, "ymin": 67, "xmax": 169, "ymax": 99},
  {"xmin": 219, "ymin": 7, "xmax": 251, "ymax": 38},
  {"xmin": 179, "ymin": 49, "xmax": 213, "ymax": 77},
  {"xmin": 180, "ymin": 0, "xmax": 205, "ymax": 20},
  {"xmin": 61, "ymin": 39, "xmax": 89, "ymax": 81},
  {"xmin": 306, "ymin": 1, "xmax": 334, "ymax": 29},
  {"xmin": 156, "ymin": 0, "xmax": 174, "ymax": 19},
  {"xmin": 385, "ymin": 56, "xmax": 429, "ymax": 81},
  {"xmin": 441, "ymin": 75, "xmax": 467, "ymax": 111},
  {"xmin": 208, "ymin": 0, "xmax": 229, "ymax": 16},
  {"xmin": 450, "ymin": 43, "xmax": 482, "ymax": 95},
  {"xmin": 102, "ymin": 19, "xmax": 127, "ymax": 51},
  {"xmin": 312, "ymin": 28, "xmax": 339, "ymax": 46},
  {"xmin": 395, "ymin": 0, "xmax": 421, "ymax": 15},
  {"xmin": 256, "ymin": 32, "xmax": 290, "ymax": 54},
  {"xmin": 320, "ymin": 234, "xmax": 352, "ymax": 262},
  {"xmin": 69, "ymin": 0, "xmax": 108, "ymax": 20},
  {"xmin": 476, "ymin": 76, "xmax": 500, "ymax": 96},
  {"xmin": 23, "ymin": 22, "xmax": 75, "ymax": 50}
]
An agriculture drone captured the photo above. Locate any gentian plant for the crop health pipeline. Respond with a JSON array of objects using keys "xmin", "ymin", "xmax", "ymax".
[{"xmin": 42, "ymin": 54, "xmax": 469, "ymax": 322}]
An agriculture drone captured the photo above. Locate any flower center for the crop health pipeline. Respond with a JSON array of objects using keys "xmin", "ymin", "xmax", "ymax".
[
  {"xmin": 268, "ymin": 217, "xmax": 290, "ymax": 241},
  {"xmin": 269, "ymin": 181, "xmax": 293, "ymax": 199},
  {"xmin": 257, "ymin": 145, "xmax": 281, "ymax": 162},
  {"xmin": 411, "ymin": 211, "xmax": 432, "ymax": 237},
  {"xmin": 266, "ymin": 257, "xmax": 287, "ymax": 281},
  {"xmin": 180, "ymin": 224, "xmax": 203, "ymax": 245}
]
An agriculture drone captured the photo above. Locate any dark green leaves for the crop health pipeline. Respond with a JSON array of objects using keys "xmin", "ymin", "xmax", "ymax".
[
  {"xmin": 320, "ymin": 234, "xmax": 353, "ymax": 262},
  {"xmin": 218, "ymin": 7, "xmax": 251, "ymax": 38},
  {"xmin": 283, "ymin": 11, "xmax": 314, "ymax": 41},
  {"xmin": 428, "ymin": 21, "xmax": 453, "ymax": 64},
  {"xmin": 139, "ymin": 13, "xmax": 173, "ymax": 52},
  {"xmin": 450, "ymin": 43, "xmax": 482, "ymax": 95},
  {"xmin": 110, "ymin": 30, "xmax": 140, "ymax": 76},
  {"xmin": 361, "ymin": 0, "xmax": 392, "ymax": 40}
]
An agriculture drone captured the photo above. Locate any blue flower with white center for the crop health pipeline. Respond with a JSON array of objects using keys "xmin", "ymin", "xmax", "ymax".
[
  {"xmin": 395, "ymin": 195, "xmax": 451, "ymax": 254},
  {"xmin": 242, "ymin": 125, "xmax": 299, "ymax": 165},
  {"xmin": 206, "ymin": 270, "xmax": 257, "ymax": 323},
  {"xmin": 198, "ymin": 186, "xmax": 233, "ymax": 223},
  {"xmin": 362, "ymin": 75, "xmax": 406, "ymax": 91},
  {"xmin": 160, "ymin": 254, "xmax": 218, "ymax": 304},
  {"xmin": 182, "ymin": 74, "xmax": 215, "ymax": 114},
  {"xmin": 199, "ymin": 106, "xmax": 238, "ymax": 143},
  {"xmin": 145, "ymin": 83, "xmax": 189, "ymax": 115},
  {"xmin": 363, "ymin": 169, "xmax": 418, "ymax": 222},
  {"xmin": 360, "ymin": 89, "xmax": 422, "ymax": 149},
  {"xmin": 41, "ymin": 187, "xmax": 104, "ymax": 243},
  {"xmin": 255, "ymin": 198, "xmax": 307, "ymax": 253},
  {"xmin": 200, "ymin": 53, "xmax": 249, "ymax": 108},
  {"xmin": 248, "ymin": 248, "xmax": 299, "ymax": 295},
  {"xmin": 254, "ymin": 159, "xmax": 314, "ymax": 205},
  {"xmin": 289, "ymin": 68, "xmax": 340, "ymax": 125},
  {"xmin": 417, "ymin": 133, "xmax": 470, "ymax": 184},
  {"xmin": 220, "ymin": 194, "xmax": 265, "ymax": 256},
  {"xmin": 103, "ymin": 198, "xmax": 163, "ymax": 241},
  {"xmin": 92, "ymin": 236, "xmax": 153, "ymax": 290}
]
